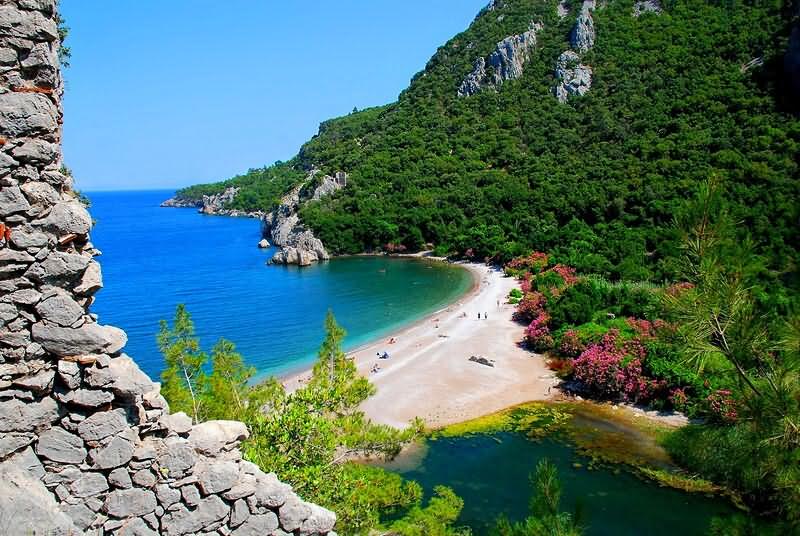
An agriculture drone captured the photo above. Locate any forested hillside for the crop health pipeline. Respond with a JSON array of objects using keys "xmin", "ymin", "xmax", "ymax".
[{"xmin": 175, "ymin": 0, "xmax": 798, "ymax": 296}]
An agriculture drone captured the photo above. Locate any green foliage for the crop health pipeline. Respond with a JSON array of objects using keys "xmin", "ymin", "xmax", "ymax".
[
  {"xmin": 387, "ymin": 486, "xmax": 469, "ymax": 536},
  {"xmin": 180, "ymin": 0, "xmax": 798, "ymax": 292},
  {"xmin": 494, "ymin": 459, "xmax": 583, "ymax": 536},
  {"xmin": 157, "ymin": 304, "xmax": 207, "ymax": 423}
]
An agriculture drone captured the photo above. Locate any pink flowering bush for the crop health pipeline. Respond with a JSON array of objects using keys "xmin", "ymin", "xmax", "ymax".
[
  {"xmin": 626, "ymin": 317, "xmax": 675, "ymax": 340},
  {"xmin": 526, "ymin": 312, "xmax": 553, "ymax": 351},
  {"xmin": 505, "ymin": 252, "xmax": 549, "ymax": 276},
  {"xmin": 665, "ymin": 281, "xmax": 695, "ymax": 297},
  {"xmin": 558, "ymin": 329, "xmax": 585, "ymax": 357},
  {"xmin": 515, "ymin": 291, "xmax": 547, "ymax": 322},
  {"xmin": 669, "ymin": 387, "xmax": 689, "ymax": 412},
  {"xmin": 571, "ymin": 330, "xmax": 663, "ymax": 403}
]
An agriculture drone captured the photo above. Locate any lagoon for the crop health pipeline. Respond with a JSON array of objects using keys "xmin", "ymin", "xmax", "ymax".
[{"xmin": 86, "ymin": 190, "xmax": 473, "ymax": 380}]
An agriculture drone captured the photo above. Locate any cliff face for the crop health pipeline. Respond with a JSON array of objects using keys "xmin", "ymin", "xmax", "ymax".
[
  {"xmin": 162, "ymin": 187, "xmax": 264, "ymax": 219},
  {"xmin": 0, "ymin": 2, "xmax": 336, "ymax": 534},
  {"xmin": 263, "ymin": 172, "xmax": 344, "ymax": 267}
]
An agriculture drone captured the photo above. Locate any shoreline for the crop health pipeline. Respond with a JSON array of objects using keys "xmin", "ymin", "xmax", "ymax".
[{"xmin": 283, "ymin": 262, "xmax": 561, "ymax": 429}]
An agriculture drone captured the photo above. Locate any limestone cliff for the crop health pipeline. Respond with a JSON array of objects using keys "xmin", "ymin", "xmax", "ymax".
[
  {"xmin": 0, "ymin": 2, "xmax": 337, "ymax": 534},
  {"xmin": 458, "ymin": 22, "xmax": 543, "ymax": 97},
  {"xmin": 162, "ymin": 187, "xmax": 264, "ymax": 219},
  {"xmin": 553, "ymin": 0, "xmax": 596, "ymax": 103},
  {"xmin": 263, "ymin": 172, "xmax": 344, "ymax": 267}
]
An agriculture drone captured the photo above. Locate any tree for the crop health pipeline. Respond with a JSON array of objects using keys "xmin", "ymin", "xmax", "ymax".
[
  {"xmin": 202, "ymin": 338, "xmax": 254, "ymax": 421},
  {"xmin": 494, "ymin": 459, "xmax": 583, "ymax": 536},
  {"xmin": 157, "ymin": 304, "xmax": 206, "ymax": 423}
]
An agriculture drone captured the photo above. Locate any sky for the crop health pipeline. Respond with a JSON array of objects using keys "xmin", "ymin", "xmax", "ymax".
[{"xmin": 60, "ymin": 1, "xmax": 488, "ymax": 191}]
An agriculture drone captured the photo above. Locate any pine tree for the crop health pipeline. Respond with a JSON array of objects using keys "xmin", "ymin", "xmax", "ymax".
[{"xmin": 157, "ymin": 304, "xmax": 206, "ymax": 423}]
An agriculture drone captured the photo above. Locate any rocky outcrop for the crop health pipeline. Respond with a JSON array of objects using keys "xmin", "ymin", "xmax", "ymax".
[
  {"xmin": 557, "ymin": 0, "xmax": 571, "ymax": 19},
  {"xmin": 0, "ymin": 2, "xmax": 337, "ymax": 534},
  {"xmin": 553, "ymin": 0, "xmax": 596, "ymax": 103},
  {"xmin": 199, "ymin": 186, "xmax": 238, "ymax": 215},
  {"xmin": 570, "ymin": 0, "xmax": 596, "ymax": 53},
  {"xmin": 458, "ymin": 23, "xmax": 543, "ymax": 97},
  {"xmin": 159, "ymin": 197, "xmax": 200, "ymax": 209},
  {"xmin": 553, "ymin": 51, "xmax": 592, "ymax": 103},
  {"xmin": 263, "ymin": 172, "xmax": 344, "ymax": 267},
  {"xmin": 632, "ymin": 0, "xmax": 662, "ymax": 17}
]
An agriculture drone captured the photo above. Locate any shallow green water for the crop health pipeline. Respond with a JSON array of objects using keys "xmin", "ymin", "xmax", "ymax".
[{"xmin": 384, "ymin": 432, "xmax": 737, "ymax": 535}]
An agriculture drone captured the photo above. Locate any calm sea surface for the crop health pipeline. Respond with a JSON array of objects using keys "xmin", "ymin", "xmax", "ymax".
[{"xmin": 86, "ymin": 190, "xmax": 472, "ymax": 380}]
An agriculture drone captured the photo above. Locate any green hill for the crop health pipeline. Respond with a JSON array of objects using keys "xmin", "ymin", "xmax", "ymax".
[{"xmin": 173, "ymin": 0, "xmax": 798, "ymax": 290}]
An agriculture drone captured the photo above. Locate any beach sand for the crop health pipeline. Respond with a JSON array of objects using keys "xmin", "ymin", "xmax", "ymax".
[{"xmin": 284, "ymin": 263, "xmax": 559, "ymax": 429}]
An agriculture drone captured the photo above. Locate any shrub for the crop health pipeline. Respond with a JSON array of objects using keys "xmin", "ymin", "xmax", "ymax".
[
  {"xmin": 547, "ymin": 279, "xmax": 604, "ymax": 329},
  {"xmin": 525, "ymin": 312, "xmax": 553, "ymax": 352}
]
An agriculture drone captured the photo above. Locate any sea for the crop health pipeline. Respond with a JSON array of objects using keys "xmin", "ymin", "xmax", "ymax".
[{"xmin": 86, "ymin": 190, "xmax": 473, "ymax": 381}]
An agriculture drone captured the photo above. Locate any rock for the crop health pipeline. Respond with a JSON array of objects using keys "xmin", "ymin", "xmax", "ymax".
[
  {"xmin": 160, "ymin": 197, "xmax": 202, "ymax": 209},
  {"xmin": 632, "ymin": 0, "xmax": 662, "ymax": 16},
  {"xmin": 188, "ymin": 420, "xmax": 248, "ymax": 456},
  {"xmin": 0, "ymin": 185, "xmax": 31, "ymax": 216},
  {"xmin": 159, "ymin": 411, "xmax": 192, "ymax": 434},
  {"xmin": 56, "ymin": 387, "xmax": 114, "ymax": 408},
  {"xmin": 469, "ymin": 355, "xmax": 495, "ymax": 367},
  {"xmin": 300, "ymin": 503, "xmax": 337, "ymax": 535},
  {"xmin": 0, "ymin": 4, "xmax": 58, "ymax": 40},
  {"xmin": 557, "ymin": 0, "xmax": 570, "ymax": 18},
  {"xmin": 279, "ymin": 495, "xmax": 311, "ymax": 532},
  {"xmin": 12, "ymin": 368, "xmax": 54, "ymax": 393},
  {"xmin": 25, "ymin": 250, "xmax": 91, "ymax": 285},
  {"xmin": 74, "ymin": 259, "xmax": 102, "ymax": 295},
  {"xmin": 117, "ymin": 517, "xmax": 158, "ymax": 536},
  {"xmin": 103, "ymin": 488, "xmax": 157, "ymax": 518},
  {"xmin": 21, "ymin": 180, "xmax": 61, "ymax": 208},
  {"xmin": 32, "ymin": 321, "xmax": 127, "ymax": 357},
  {"xmin": 221, "ymin": 475, "xmax": 256, "ymax": 500},
  {"xmin": 257, "ymin": 238, "xmax": 270, "ymax": 248},
  {"xmin": 36, "ymin": 426, "xmax": 86, "ymax": 463},
  {"xmin": 553, "ymin": 50, "xmax": 592, "ymax": 103},
  {"xmin": 161, "ymin": 495, "xmax": 229, "ymax": 535},
  {"xmin": 0, "ymin": 302, "xmax": 18, "ymax": 325},
  {"xmin": 12, "ymin": 138, "xmax": 58, "ymax": 165},
  {"xmin": 155, "ymin": 483, "xmax": 181, "ymax": 507},
  {"xmin": 231, "ymin": 513, "xmax": 279, "ymax": 536},
  {"xmin": 56, "ymin": 359, "xmax": 81, "ymax": 389},
  {"xmin": 42, "ymin": 464, "xmax": 81, "ymax": 487},
  {"xmin": 68, "ymin": 471, "xmax": 109, "ymax": 498},
  {"xmin": 458, "ymin": 23, "xmax": 543, "ymax": 96},
  {"xmin": 37, "ymin": 200, "xmax": 92, "ymax": 235},
  {"xmin": 89, "ymin": 431, "xmax": 135, "ymax": 469},
  {"xmin": 4, "ymin": 287, "xmax": 41, "ymax": 305},
  {"xmin": 132, "ymin": 468, "xmax": 157, "ymax": 488},
  {"xmin": 108, "ymin": 467, "xmax": 132, "ymax": 489},
  {"xmin": 230, "ymin": 498, "xmax": 250, "ymax": 527},
  {"xmin": 10, "ymin": 224, "xmax": 49, "ymax": 248},
  {"xmin": 85, "ymin": 355, "xmax": 154, "ymax": 400},
  {"xmin": 76, "ymin": 408, "xmax": 128, "ymax": 441},
  {"xmin": 200, "ymin": 186, "xmax": 239, "ymax": 215},
  {"xmin": 253, "ymin": 472, "xmax": 292, "ymax": 508},
  {"xmin": 35, "ymin": 289, "xmax": 84, "ymax": 326},
  {"xmin": 60, "ymin": 502, "xmax": 95, "ymax": 531},
  {"xmin": 570, "ymin": 0, "xmax": 595, "ymax": 53},
  {"xmin": 0, "ymin": 432, "xmax": 34, "ymax": 458},
  {"xmin": 0, "ymin": 91, "xmax": 58, "ymax": 138},
  {"xmin": 0, "ymin": 448, "xmax": 78, "ymax": 536},
  {"xmin": 196, "ymin": 460, "xmax": 239, "ymax": 495},
  {"xmin": 180, "ymin": 484, "xmax": 200, "ymax": 506},
  {"xmin": 0, "ymin": 395, "xmax": 59, "ymax": 432},
  {"xmin": 156, "ymin": 440, "xmax": 196, "ymax": 478}
]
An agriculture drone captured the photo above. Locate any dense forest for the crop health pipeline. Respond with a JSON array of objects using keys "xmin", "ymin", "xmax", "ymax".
[{"xmin": 175, "ymin": 0, "xmax": 798, "ymax": 300}]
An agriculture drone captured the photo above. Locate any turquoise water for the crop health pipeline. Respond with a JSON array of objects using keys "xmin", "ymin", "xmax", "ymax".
[
  {"xmin": 86, "ymin": 190, "xmax": 473, "ymax": 380},
  {"xmin": 384, "ymin": 432, "xmax": 737, "ymax": 535}
]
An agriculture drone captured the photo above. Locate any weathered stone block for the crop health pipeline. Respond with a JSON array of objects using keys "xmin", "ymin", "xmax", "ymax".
[
  {"xmin": 32, "ymin": 321, "xmax": 127, "ymax": 357},
  {"xmin": 36, "ymin": 289, "xmax": 84, "ymax": 326},
  {"xmin": 0, "ymin": 184, "xmax": 31, "ymax": 216},
  {"xmin": 0, "ymin": 91, "xmax": 58, "ymax": 138},
  {"xmin": 36, "ymin": 426, "xmax": 86, "ymax": 463},
  {"xmin": 0, "ymin": 395, "xmax": 58, "ymax": 432},
  {"xmin": 68, "ymin": 470, "xmax": 108, "ymax": 498},
  {"xmin": 188, "ymin": 420, "xmax": 248, "ymax": 456},
  {"xmin": 89, "ymin": 431, "xmax": 134, "ymax": 469},
  {"xmin": 76, "ymin": 407, "xmax": 127, "ymax": 441},
  {"xmin": 103, "ymin": 487, "xmax": 157, "ymax": 518},
  {"xmin": 231, "ymin": 512, "xmax": 279, "ymax": 536},
  {"xmin": 108, "ymin": 466, "xmax": 132, "ymax": 489}
]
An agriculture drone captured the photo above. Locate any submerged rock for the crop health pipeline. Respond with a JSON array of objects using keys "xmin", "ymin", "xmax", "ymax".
[{"xmin": 458, "ymin": 23, "xmax": 544, "ymax": 97}]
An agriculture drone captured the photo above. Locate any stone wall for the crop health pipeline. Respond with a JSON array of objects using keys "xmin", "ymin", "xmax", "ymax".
[{"xmin": 0, "ymin": 2, "xmax": 336, "ymax": 535}]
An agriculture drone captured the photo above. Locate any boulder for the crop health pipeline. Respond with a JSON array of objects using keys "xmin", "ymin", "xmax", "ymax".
[
  {"xmin": 25, "ymin": 250, "xmax": 91, "ymax": 285},
  {"xmin": 32, "ymin": 321, "xmax": 127, "ymax": 357},
  {"xmin": 0, "ymin": 449, "xmax": 78, "ymax": 536},
  {"xmin": 300, "ymin": 503, "xmax": 337, "ymax": 535},
  {"xmin": 73, "ymin": 260, "xmax": 102, "ymax": 295},
  {"xmin": 11, "ymin": 138, "xmax": 58, "ymax": 165},
  {"xmin": 156, "ymin": 440, "xmax": 196, "ymax": 478},
  {"xmin": 187, "ymin": 420, "xmax": 248, "ymax": 456},
  {"xmin": 36, "ymin": 426, "xmax": 86, "ymax": 464},
  {"xmin": 161, "ymin": 495, "xmax": 229, "ymax": 535},
  {"xmin": 68, "ymin": 471, "xmax": 109, "ymax": 498},
  {"xmin": 108, "ymin": 467, "xmax": 132, "ymax": 489},
  {"xmin": 257, "ymin": 238, "xmax": 270, "ymax": 248},
  {"xmin": 12, "ymin": 368, "xmax": 54, "ymax": 393},
  {"xmin": 0, "ymin": 395, "xmax": 59, "ymax": 432},
  {"xmin": 103, "ymin": 488, "xmax": 157, "ymax": 518},
  {"xmin": 35, "ymin": 289, "xmax": 84, "ymax": 327},
  {"xmin": 231, "ymin": 513, "xmax": 279, "ymax": 536},
  {"xmin": 570, "ymin": 0, "xmax": 596, "ymax": 53},
  {"xmin": 553, "ymin": 50, "xmax": 592, "ymax": 103},
  {"xmin": 37, "ymin": 201, "xmax": 92, "ymax": 235},
  {"xmin": 76, "ymin": 408, "xmax": 128, "ymax": 441},
  {"xmin": 0, "ymin": 91, "xmax": 58, "ymax": 138},
  {"xmin": 89, "ymin": 431, "xmax": 135, "ymax": 469},
  {"xmin": 278, "ymin": 495, "xmax": 311, "ymax": 532}
]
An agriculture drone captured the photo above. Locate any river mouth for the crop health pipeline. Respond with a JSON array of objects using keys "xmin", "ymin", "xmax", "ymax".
[{"xmin": 375, "ymin": 402, "xmax": 739, "ymax": 535}]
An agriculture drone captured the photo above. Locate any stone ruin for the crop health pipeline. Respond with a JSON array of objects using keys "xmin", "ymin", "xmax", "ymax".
[{"xmin": 0, "ymin": 1, "xmax": 336, "ymax": 534}]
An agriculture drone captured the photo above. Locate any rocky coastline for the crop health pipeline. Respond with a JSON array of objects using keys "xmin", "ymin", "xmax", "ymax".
[
  {"xmin": 263, "ymin": 172, "xmax": 345, "ymax": 267},
  {"xmin": 161, "ymin": 187, "xmax": 264, "ymax": 219}
]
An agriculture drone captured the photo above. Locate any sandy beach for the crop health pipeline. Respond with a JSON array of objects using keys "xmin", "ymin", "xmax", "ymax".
[{"xmin": 284, "ymin": 262, "xmax": 559, "ymax": 429}]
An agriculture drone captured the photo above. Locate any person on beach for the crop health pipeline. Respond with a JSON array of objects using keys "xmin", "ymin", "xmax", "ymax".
[
  {"xmin": 478, "ymin": 312, "xmax": 481, "ymax": 319},
  {"xmin": 485, "ymin": 312, "xmax": 488, "ymax": 320}
]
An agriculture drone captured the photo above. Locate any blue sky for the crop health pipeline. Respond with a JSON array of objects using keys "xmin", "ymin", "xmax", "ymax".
[{"xmin": 60, "ymin": 1, "xmax": 487, "ymax": 191}]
